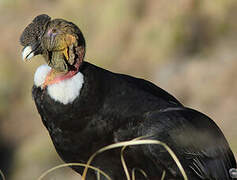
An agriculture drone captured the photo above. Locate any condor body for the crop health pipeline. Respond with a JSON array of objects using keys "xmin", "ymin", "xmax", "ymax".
[{"xmin": 20, "ymin": 14, "xmax": 236, "ymax": 180}]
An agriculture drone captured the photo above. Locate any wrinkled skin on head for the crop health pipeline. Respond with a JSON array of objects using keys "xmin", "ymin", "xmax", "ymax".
[
  {"xmin": 41, "ymin": 19, "xmax": 80, "ymax": 72},
  {"xmin": 20, "ymin": 14, "xmax": 86, "ymax": 73}
]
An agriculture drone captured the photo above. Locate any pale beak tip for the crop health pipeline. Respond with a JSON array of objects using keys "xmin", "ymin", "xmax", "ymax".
[{"xmin": 22, "ymin": 46, "xmax": 34, "ymax": 61}]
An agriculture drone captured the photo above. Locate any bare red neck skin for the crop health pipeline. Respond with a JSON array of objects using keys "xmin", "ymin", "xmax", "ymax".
[{"xmin": 43, "ymin": 61, "xmax": 81, "ymax": 89}]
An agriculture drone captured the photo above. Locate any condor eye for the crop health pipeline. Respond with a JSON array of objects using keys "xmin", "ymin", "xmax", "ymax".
[
  {"xmin": 47, "ymin": 28, "xmax": 58, "ymax": 37},
  {"xmin": 52, "ymin": 28, "xmax": 57, "ymax": 33}
]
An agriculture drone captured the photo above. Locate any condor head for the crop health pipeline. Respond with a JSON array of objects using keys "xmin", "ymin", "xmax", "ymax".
[{"xmin": 20, "ymin": 14, "xmax": 86, "ymax": 73}]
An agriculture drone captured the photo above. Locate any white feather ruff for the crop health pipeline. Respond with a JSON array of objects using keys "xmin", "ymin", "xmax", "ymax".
[
  {"xmin": 34, "ymin": 64, "xmax": 84, "ymax": 105},
  {"xmin": 34, "ymin": 64, "xmax": 51, "ymax": 87}
]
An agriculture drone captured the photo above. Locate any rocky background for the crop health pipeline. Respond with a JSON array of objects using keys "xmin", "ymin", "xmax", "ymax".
[{"xmin": 0, "ymin": 0, "xmax": 236, "ymax": 179}]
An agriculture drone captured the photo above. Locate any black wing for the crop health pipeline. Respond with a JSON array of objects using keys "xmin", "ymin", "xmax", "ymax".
[
  {"xmin": 81, "ymin": 62, "xmax": 182, "ymax": 107},
  {"xmin": 115, "ymin": 72, "xmax": 182, "ymax": 106},
  {"xmin": 137, "ymin": 107, "xmax": 236, "ymax": 179}
]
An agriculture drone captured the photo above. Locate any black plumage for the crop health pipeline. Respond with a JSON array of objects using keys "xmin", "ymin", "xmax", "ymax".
[{"xmin": 20, "ymin": 15, "xmax": 236, "ymax": 180}]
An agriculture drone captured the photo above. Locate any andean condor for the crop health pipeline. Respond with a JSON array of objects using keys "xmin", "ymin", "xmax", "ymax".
[{"xmin": 20, "ymin": 14, "xmax": 237, "ymax": 180}]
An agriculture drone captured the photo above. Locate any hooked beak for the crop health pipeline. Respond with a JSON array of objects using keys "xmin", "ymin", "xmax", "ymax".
[
  {"xmin": 22, "ymin": 41, "xmax": 41, "ymax": 61},
  {"xmin": 22, "ymin": 46, "xmax": 34, "ymax": 61}
]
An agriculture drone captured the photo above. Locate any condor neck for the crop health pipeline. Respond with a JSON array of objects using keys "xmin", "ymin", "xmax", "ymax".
[
  {"xmin": 43, "ymin": 60, "xmax": 82, "ymax": 88},
  {"xmin": 34, "ymin": 63, "xmax": 84, "ymax": 105}
]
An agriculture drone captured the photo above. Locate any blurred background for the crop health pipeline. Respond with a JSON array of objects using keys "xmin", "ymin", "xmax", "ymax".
[{"xmin": 0, "ymin": 0, "xmax": 237, "ymax": 179}]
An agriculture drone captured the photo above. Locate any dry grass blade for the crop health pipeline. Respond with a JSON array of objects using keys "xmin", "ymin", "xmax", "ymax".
[
  {"xmin": 161, "ymin": 170, "xmax": 166, "ymax": 180},
  {"xmin": 37, "ymin": 163, "xmax": 112, "ymax": 180},
  {"xmin": 120, "ymin": 136, "xmax": 148, "ymax": 180},
  {"xmin": 120, "ymin": 145, "xmax": 130, "ymax": 180},
  {"xmin": 0, "ymin": 169, "xmax": 5, "ymax": 180},
  {"xmin": 82, "ymin": 138, "xmax": 188, "ymax": 180},
  {"xmin": 131, "ymin": 168, "xmax": 148, "ymax": 180}
]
